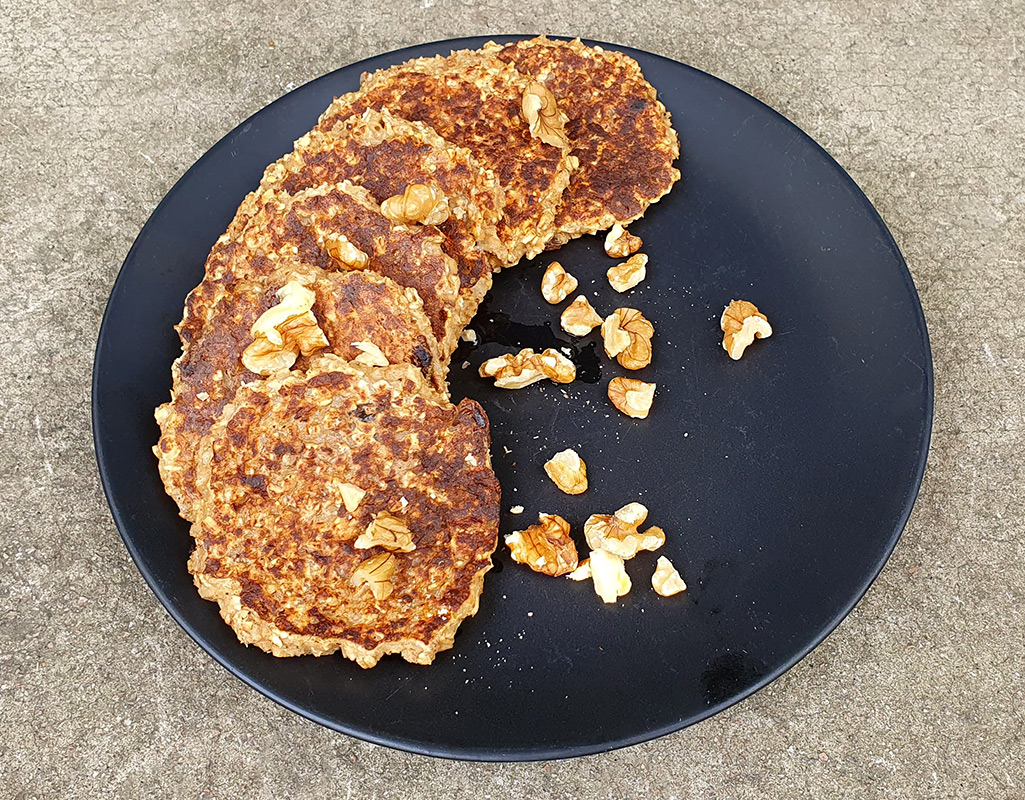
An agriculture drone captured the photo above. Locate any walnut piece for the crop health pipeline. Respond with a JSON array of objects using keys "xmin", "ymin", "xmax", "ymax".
[
  {"xmin": 721, "ymin": 300, "xmax": 772, "ymax": 360},
  {"xmin": 381, "ymin": 183, "xmax": 450, "ymax": 226},
  {"xmin": 608, "ymin": 377, "xmax": 656, "ymax": 419},
  {"xmin": 241, "ymin": 280, "xmax": 329, "ymax": 375},
  {"xmin": 355, "ymin": 512, "xmax": 415, "ymax": 553},
  {"xmin": 607, "ymin": 253, "xmax": 648, "ymax": 293},
  {"xmin": 351, "ymin": 340, "xmax": 390, "ymax": 367},
  {"xmin": 589, "ymin": 549, "xmax": 632, "ymax": 603},
  {"xmin": 602, "ymin": 308, "xmax": 653, "ymax": 369},
  {"xmin": 339, "ymin": 483, "xmax": 365, "ymax": 513},
  {"xmin": 584, "ymin": 502, "xmax": 665, "ymax": 559},
  {"xmin": 604, "ymin": 223, "xmax": 643, "ymax": 258},
  {"xmin": 541, "ymin": 261, "xmax": 578, "ymax": 304},
  {"xmin": 652, "ymin": 555, "xmax": 687, "ymax": 597},
  {"xmin": 543, "ymin": 448, "xmax": 588, "ymax": 495},
  {"xmin": 479, "ymin": 348, "xmax": 575, "ymax": 388},
  {"xmin": 505, "ymin": 513, "xmax": 579, "ymax": 577},
  {"xmin": 561, "ymin": 295, "xmax": 604, "ymax": 336},
  {"xmin": 350, "ymin": 552, "xmax": 396, "ymax": 601},
  {"xmin": 323, "ymin": 232, "xmax": 370, "ymax": 270},
  {"xmin": 520, "ymin": 80, "xmax": 569, "ymax": 149},
  {"xmin": 566, "ymin": 558, "xmax": 591, "ymax": 581}
]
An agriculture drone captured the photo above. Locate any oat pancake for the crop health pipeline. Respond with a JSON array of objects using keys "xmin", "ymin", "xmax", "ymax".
[
  {"xmin": 261, "ymin": 108, "xmax": 504, "ymax": 299},
  {"xmin": 316, "ymin": 47, "xmax": 574, "ymax": 264},
  {"xmin": 203, "ymin": 182, "xmax": 464, "ymax": 355},
  {"xmin": 155, "ymin": 266, "xmax": 445, "ymax": 520},
  {"xmin": 188, "ymin": 356, "xmax": 500, "ymax": 667},
  {"xmin": 493, "ymin": 36, "xmax": 680, "ymax": 246}
]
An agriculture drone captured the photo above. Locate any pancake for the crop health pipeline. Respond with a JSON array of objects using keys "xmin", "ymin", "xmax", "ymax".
[
  {"xmin": 155, "ymin": 265, "xmax": 445, "ymax": 520},
  {"xmin": 492, "ymin": 36, "xmax": 681, "ymax": 246},
  {"xmin": 187, "ymin": 356, "xmax": 500, "ymax": 667},
  {"xmin": 316, "ymin": 47, "xmax": 574, "ymax": 264},
  {"xmin": 261, "ymin": 108, "xmax": 504, "ymax": 301},
  {"xmin": 210, "ymin": 182, "xmax": 464, "ymax": 356}
]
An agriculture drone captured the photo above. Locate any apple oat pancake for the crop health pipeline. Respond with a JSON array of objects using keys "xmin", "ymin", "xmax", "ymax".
[
  {"xmin": 188, "ymin": 356, "xmax": 500, "ymax": 667},
  {"xmin": 493, "ymin": 36, "xmax": 680, "ymax": 246},
  {"xmin": 260, "ymin": 108, "xmax": 504, "ymax": 303},
  {"xmin": 316, "ymin": 47, "xmax": 574, "ymax": 264},
  {"xmin": 155, "ymin": 265, "xmax": 445, "ymax": 520}
]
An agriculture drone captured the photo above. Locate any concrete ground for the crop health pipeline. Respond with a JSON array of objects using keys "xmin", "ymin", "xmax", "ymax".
[{"xmin": 2, "ymin": 0, "xmax": 1022, "ymax": 797}]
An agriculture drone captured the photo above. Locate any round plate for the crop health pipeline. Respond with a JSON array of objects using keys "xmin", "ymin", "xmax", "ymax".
[{"xmin": 93, "ymin": 36, "xmax": 932, "ymax": 761}]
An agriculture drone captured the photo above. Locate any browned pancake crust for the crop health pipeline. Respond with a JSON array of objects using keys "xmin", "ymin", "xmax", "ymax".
[
  {"xmin": 493, "ymin": 37, "xmax": 681, "ymax": 246},
  {"xmin": 262, "ymin": 108, "xmax": 504, "ymax": 295},
  {"xmin": 316, "ymin": 48, "xmax": 573, "ymax": 264},
  {"xmin": 188, "ymin": 357, "xmax": 500, "ymax": 667},
  {"xmin": 155, "ymin": 266, "xmax": 445, "ymax": 519}
]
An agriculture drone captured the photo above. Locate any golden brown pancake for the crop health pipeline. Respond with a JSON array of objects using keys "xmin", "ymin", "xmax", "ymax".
[
  {"xmin": 316, "ymin": 47, "xmax": 574, "ymax": 264},
  {"xmin": 493, "ymin": 36, "xmax": 681, "ymax": 246},
  {"xmin": 210, "ymin": 182, "xmax": 464, "ymax": 355},
  {"xmin": 155, "ymin": 265, "xmax": 444, "ymax": 520},
  {"xmin": 188, "ymin": 356, "xmax": 500, "ymax": 667},
  {"xmin": 261, "ymin": 108, "xmax": 505, "ymax": 298}
]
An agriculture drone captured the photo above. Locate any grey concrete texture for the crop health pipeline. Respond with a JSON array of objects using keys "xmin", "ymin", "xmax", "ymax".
[{"xmin": 1, "ymin": 0, "xmax": 1022, "ymax": 796}]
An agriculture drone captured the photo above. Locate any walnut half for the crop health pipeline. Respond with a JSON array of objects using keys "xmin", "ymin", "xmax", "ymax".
[
  {"xmin": 602, "ymin": 308, "xmax": 653, "ymax": 370},
  {"xmin": 721, "ymin": 300, "xmax": 772, "ymax": 360},
  {"xmin": 604, "ymin": 224, "xmax": 643, "ymax": 258},
  {"xmin": 355, "ymin": 512, "xmax": 415, "ymax": 552},
  {"xmin": 607, "ymin": 253, "xmax": 648, "ymax": 293},
  {"xmin": 520, "ymin": 80, "xmax": 569, "ymax": 149},
  {"xmin": 541, "ymin": 261, "xmax": 578, "ymax": 304},
  {"xmin": 505, "ymin": 513, "xmax": 579, "ymax": 577},
  {"xmin": 381, "ymin": 184, "xmax": 450, "ymax": 226},
  {"xmin": 479, "ymin": 348, "xmax": 575, "ymax": 388},
  {"xmin": 241, "ymin": 280, "xmax": 329, "ymax": 375},
  {"xmin": 350, "ymin": 552, "xmax": 396, "ymax": 601},
  {"xmin": 584, "ymin": 502, "xmax": 665, "ymax": 559},
  {"xmin": 544, "ymin": 448, "xmax": 588, "ymax": 495},
  {"xmin": 608, "ymin": 377, "xmax": 656, "ymax": 419},
  {"xmin": 561, "ymin": 296, "xmax": 603, "ymax": 336}
]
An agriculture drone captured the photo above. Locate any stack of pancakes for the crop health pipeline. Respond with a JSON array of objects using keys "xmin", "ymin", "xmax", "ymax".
[{"xmin": 154, "ymin": 37, "xmax": 680, "ymax": 668}]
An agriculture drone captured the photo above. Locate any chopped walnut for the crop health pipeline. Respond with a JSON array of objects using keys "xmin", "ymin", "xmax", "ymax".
[
  {"xmin": 561, "ymin": 295, "xmax": 603, "ymax": 336},
  {"xmin": 566, "ymin": 559, "xmax": 591, "ymax": 581},
  {"xmin": 607, "ymin": 254, "xmax": 648, "ymax": 293},
  {"xmin": 480, "ymin": 348, "xmax": 575, "ymax": 388},
  {"xmin": 241, "ymin": 280, "xmax": 329, "ymax": 375},
  {"xmin": 589, "ymin": 549, "xmax": 632, "ymax": 603},
  {"xmin": 380, "ymin": 183, "xmax": 450, "ymax": 226},
  {"xmin": 604, "ymin": 224, "xmax": 643, "ymax": 258},
  {"xmin": 652, "ymin": 555, "xmax": 687, "ymax": 596},
  {"xmin": 537, "ymin": 348, "xmax": 576, "ymax": 383},
  {"xmin": 541, "ymin": 261, "xmax": 578, "ymax": 304},
  {"xmin": 520, "ymin": 80, "xmax": 569, "ymax": 149},
  {"xmin": 721, "ymin": 300, "xmax": 772, "ymax": 360},
  {"xmin": 338, "ymin": 483, "xmax": 365, "ymax": 513},
  {"xmin": 543, "ymin": 448, "xmax": 588, "ymax": 495},
  {"xmin": 584, "ymin": 503, "xmax": 665, "ymax": 559},
  {"xmin": 351, "ymin": 340, "xmax": 390, "ymax": 367},
  {"xmin": 505, "ymin": 513, "xmax": 579, "ymax": 577},
  {"xmin": 602, "ymin": 308, "xmax": 653, "ymax": 369},
  {"xmin": 355, "ymin": 512, "xmax": 415, "ymax": 553},
  {"xmin": 350, "ymin": 552, "xmax": 396, "ymax": 600},
  {"xmin": 323, "ymin": 232, "xmax": 370, "ymax": 270},
  {"xmin": 607, "ymin": 377, "xmax": 656, "ymax": 419}
]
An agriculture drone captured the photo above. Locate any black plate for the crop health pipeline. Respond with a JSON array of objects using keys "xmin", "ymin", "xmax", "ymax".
[{"xmin": 93, "ymin": 36, "xmax": 932, "ymax": 760}]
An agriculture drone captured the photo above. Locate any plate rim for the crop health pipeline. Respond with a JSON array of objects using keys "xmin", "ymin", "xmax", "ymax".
[{"xmin": 92, "ymin": 34, "xmax": 934, "ymax": 761}]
